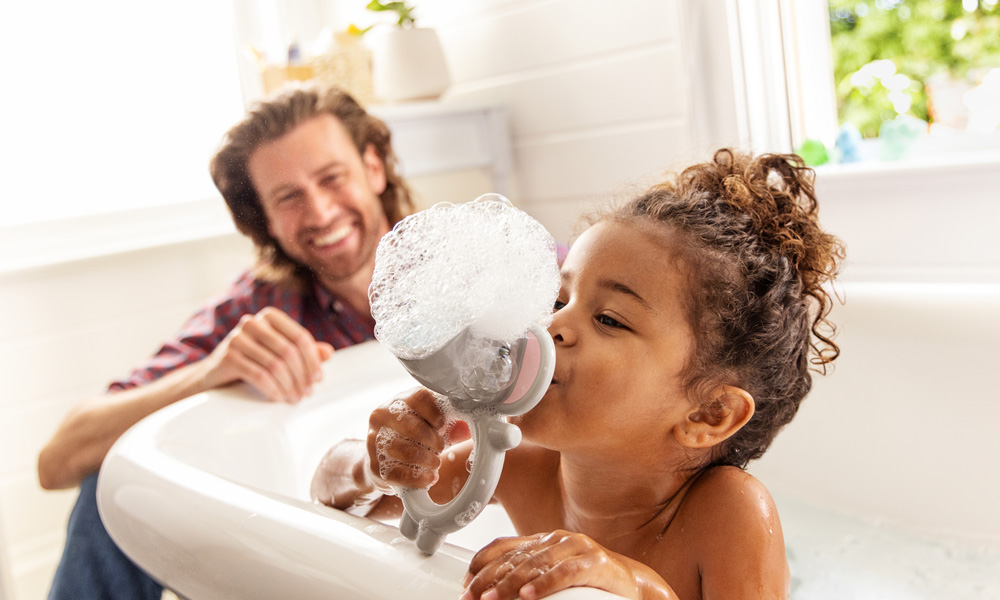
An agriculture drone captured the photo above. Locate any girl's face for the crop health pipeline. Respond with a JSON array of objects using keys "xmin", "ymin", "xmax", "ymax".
[{"xmin": 515, "ymin": 219, "xmax": 698, "ymax": 458}]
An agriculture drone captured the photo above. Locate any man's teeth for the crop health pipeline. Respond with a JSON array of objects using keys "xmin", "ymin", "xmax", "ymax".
[{"xmin": 312, "ymin": 226, "xmax": 351, "ymax": 247}]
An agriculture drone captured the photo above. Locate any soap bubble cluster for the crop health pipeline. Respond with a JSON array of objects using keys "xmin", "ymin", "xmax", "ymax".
[
  {"xmin": 454, "ymin": 500, "xmax": 482, "ymax": 527},
  {"xmin": 370, "ymin": 194, "xmax": 560, "ymax": 360},
  {"xmin": 375, "ymin": 428, "xmax": 400, "ymax": 481}
]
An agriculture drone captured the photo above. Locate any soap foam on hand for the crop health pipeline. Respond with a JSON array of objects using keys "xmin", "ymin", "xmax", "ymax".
[{"xmin": 369, "ymin": 194, "xmax": 560, "ymax": 360}]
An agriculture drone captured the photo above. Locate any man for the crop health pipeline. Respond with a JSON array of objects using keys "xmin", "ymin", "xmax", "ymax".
[{"xmin": 38, "ymin": 85, "xmax": 416, "ymax": 600}]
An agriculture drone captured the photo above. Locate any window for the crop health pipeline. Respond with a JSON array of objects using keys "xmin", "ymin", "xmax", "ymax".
[
  {"xmin": 728, "ymin": 0, "xmax": 1000, "ymax": 165},
  {"xmin": 0, "ymin": 2, "xmax": 247, "ymax": 269}
]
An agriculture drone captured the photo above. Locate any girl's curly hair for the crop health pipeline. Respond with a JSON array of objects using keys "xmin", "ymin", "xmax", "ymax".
[{"xmin": 608, "ymin": 149, "xmax": 845, "ymax": 468}]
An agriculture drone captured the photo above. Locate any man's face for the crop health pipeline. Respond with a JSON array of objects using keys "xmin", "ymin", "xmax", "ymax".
[{"xmin": 248, "ymin": 114, "xmax": 390, "ymax": 293}]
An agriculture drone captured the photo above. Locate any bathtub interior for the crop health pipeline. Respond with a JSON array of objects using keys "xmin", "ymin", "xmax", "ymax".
[
  {"xmin": 154, "ymin": 345, "xmax": 520, "ymax": 548},
  {"xmin": 101, "ymin": 282, "xmax": 1000, "ymax": 599},
  {"xmin": 750, "ymin": 281, "xmax": 1000, "ymax": 599}
]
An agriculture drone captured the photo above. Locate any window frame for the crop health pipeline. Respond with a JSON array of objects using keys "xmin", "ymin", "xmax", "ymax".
[{"xmin": 726, "ymin": 0, "xmax": 1000, "ymax": 161}]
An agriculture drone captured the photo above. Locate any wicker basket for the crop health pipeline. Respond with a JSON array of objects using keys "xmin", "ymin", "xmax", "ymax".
[{"xmin": 261, "ymin": 35, "xmax": 375, "ymax": 106}]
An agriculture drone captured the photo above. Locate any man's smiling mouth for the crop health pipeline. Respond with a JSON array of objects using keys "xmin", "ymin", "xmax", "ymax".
[{"xmin": 311, "ymin": 224, "xmax": 352, "ymax": 248}]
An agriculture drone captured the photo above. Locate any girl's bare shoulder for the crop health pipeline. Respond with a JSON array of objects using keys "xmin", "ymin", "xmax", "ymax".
[
  {"xmin": 676, "ymin": 466, "xmax": 787, "ymax": 577},
  {"xmin": 685, "ymin": 466, "xmax": 781, "ymax": 527}
]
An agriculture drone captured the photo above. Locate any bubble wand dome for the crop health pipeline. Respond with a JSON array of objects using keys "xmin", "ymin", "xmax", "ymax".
[{"xmin": 369, "ymin": 194, "xmax": 559, "ymax": 555}]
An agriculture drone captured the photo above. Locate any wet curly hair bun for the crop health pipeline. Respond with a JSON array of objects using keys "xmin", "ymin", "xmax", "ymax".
[{"xmin": 611, "ymin": 148, "xmax": 846, "ymax": 468}]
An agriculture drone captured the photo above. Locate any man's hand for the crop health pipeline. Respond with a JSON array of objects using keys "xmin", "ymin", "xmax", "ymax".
[{"xmin": 202, "ymin": 307, "xmax": 334, "ymax": 403}]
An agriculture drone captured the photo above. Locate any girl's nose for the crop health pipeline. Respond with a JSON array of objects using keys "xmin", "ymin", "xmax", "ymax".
[{"xmin": 548, "ymin": 306, "xmax": 576, "ymax": 346}]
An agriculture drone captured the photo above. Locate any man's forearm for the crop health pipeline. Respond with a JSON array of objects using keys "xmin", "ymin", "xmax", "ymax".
[{"xmin": 37, "ymin": 359, "xmax": 214, "ymax": 490}]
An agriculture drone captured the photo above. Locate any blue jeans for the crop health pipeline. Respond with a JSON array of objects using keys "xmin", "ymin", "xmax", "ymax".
[{"xmin": 47, "ymin": 472, "xmax": 163, "ymax": 600}]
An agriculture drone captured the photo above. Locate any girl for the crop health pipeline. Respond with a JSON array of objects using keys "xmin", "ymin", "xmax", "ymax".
[{"xmin": 311, "ymin": 149, "xmax": 845, "ymax": 600}]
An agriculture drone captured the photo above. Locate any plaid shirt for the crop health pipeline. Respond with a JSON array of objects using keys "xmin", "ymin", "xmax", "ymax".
[
  {"xmin": 109, "ymin": 244, "xmax": 568, "ymax": 392},
  {"xmin": 109, "ymin": 270, "xmax": 375, "ymax": 391}
]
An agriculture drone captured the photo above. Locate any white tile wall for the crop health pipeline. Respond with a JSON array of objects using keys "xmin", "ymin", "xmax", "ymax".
[
  {"xmin": 0, "ymin": 234, "xmax": 255, "ymax": 599},
  {"xmin": 418, "ymin": 0, "xmax": 704, "ymax": 243}
]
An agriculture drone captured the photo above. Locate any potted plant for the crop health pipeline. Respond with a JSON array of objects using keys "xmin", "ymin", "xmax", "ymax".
[{"xmin": 364, "ymin": 0, "xmax": 451, "ymax": 102}]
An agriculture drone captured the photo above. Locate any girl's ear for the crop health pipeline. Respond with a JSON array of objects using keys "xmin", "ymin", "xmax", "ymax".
[{"xmin": 673, "ymin": 385, "xmax": 754, "ymax": 449}]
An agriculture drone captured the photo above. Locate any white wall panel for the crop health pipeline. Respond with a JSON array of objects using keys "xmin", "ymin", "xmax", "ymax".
[
  {"xmin": 0, "ymin": 236, "xmax": 253, "ymax": 341},
  {"xmin": 515, "ymin": 121, "xmax": 695, "ymax": 242},
  {"xmin": 0, "ymin": 305, "xmax": 197, "ymax": 416},
  {"xmin": 0, "ymin": 476, "xmax": 75, "ymax": 552},
  {"xmin": 0, "ymin": 233, "xmax": 254, "ymax": 598},
  {"xmin": 0, "ymin": 394, "xmax": 78, "ymax": 477},
  {"xmin": 448, "ymin": 44, "xmax": 686, "ymax": 139},
  {"xmin": 437, "ymin": 0, "xmax": 679, "ymax": 84},
  {"xmin": 516, "ymin": 121, "xmax": 694, "ymax": 202},
  {"xmin": 522, "ymin": 196, "xmax": 606, "ymax": 245}
]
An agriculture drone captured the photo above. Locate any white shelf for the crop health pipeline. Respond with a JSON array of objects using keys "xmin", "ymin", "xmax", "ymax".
[{"xmin": 372, "ymin": 102, "xmax": 513, "ymax": 196}]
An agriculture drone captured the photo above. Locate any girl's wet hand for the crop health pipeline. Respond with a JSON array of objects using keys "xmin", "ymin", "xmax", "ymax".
[
  {"xmin": 461, "ymin": 531, "xmax": 643, "ymax": 600},
  {"xmin": 366, "ymin": 387, "xmax": 448, "ymax": 491}
]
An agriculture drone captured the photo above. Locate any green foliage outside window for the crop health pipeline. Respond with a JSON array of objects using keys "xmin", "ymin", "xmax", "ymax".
[{"xmin": 829, "ymin": 0, "xmax": 1000, "ymax": 139}]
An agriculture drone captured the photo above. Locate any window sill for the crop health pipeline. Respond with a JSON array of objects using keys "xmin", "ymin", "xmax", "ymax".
[
  {"xmin": 0, "ymin": 198, "xmax": 239, "ymax": 275},
  {"xmin": 812, "ymin": 147, "xmax": 1000, "ymax": 184}
]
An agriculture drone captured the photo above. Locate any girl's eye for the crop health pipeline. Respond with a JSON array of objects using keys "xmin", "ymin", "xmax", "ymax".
[
  {"xmin": 553, "ymin": 299, "xmax": 566, "ymax": 311},
  {"xmin": 596, "ymin": 314, "xmax": 627, "ymax": 329}
]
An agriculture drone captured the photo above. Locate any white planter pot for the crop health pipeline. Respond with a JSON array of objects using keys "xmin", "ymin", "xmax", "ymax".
[{"xmin": 371, "ymin": 28, "xmax": 451, "ymax": 102}]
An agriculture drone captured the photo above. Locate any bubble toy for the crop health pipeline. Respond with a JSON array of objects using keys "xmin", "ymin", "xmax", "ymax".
[{"xmin": 369, "ymin": 193, "xmax": 559, "ymax": 554}]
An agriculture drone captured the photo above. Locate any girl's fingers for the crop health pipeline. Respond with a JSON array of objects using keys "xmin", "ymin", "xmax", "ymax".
[
  {"xmin": 365, "ymin": 388, "xmax": 450, "ymax": 489},
  {"xmin": 373, "ymin": 425, "xmax": 442, "ymax": 470},
  {"xmin": 402, "ymin": 387, "xmax": 449, "ymax": 432},
  {"xmin": 468, "ymin": 536, "xmax": 536, "ymax": 576},
  {"xmin": 465, "ymin": 532, "xmax": 608, "ymax": 600}
]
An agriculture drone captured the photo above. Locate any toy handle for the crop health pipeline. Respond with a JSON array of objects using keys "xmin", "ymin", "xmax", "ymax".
[{"xmin": 398, "ymin": 324, "xmax": 555, "ymax": 554}]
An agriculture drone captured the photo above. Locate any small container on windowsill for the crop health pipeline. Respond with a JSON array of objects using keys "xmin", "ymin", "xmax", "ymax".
[{"xmin": 259, "ymin": 34, "xmax": 376, "ymax": 106}]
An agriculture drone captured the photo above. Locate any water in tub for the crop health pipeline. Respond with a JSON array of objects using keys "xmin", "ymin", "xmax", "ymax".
[
  {"xmin": 436, "ymin": 490, "xmax": 1000, "ymax": 599},
  {"xmin": 770, "ymin": 492, "xmax": 1000, "ymax": 599}
]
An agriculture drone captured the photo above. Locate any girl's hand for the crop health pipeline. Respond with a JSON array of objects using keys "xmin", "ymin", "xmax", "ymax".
[
  {"xmin": 365, "ymin": 387, "xmax": 449, "ymax": 492},
  {"xmin": 461, "ymin": 530, "xmax": 669, "ymax": 600}
]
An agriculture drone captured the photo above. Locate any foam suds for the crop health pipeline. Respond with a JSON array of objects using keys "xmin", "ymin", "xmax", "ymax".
[
  {"xmin": 454, "ymin": 501, "xmax": 482, "ymax": 527},
  {"xmin": 375, "ymin": 428, "xmax": 399, "ymax": 481},
  {"xmin": 387, "ymin": 399, "xmax": 410, "ymax": 421},
  {"xmin": 370, "ymin": 195, "xmax": 559, "ymax": 360}
]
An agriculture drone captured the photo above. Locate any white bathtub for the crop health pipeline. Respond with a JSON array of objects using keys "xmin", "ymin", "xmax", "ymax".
[
  {"xmin": 97, "ymin": 338, "xmax": 621, "ymax": 600},
  {"xmin": 98, "ymin": 281, "xmax": 1000, "ymax": 599},
  {"xmin": 749, "ymin": 281, "xmax": 1000, "ymax": 599}
]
